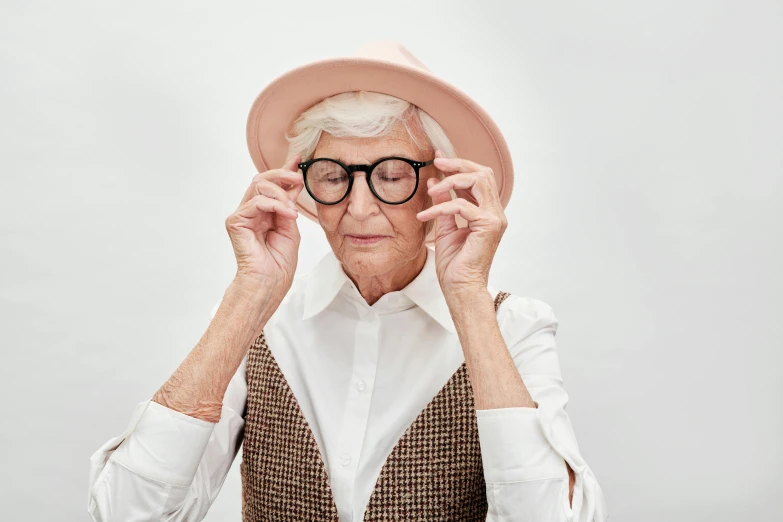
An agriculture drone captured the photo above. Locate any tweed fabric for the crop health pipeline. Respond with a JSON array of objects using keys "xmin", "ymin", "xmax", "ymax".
[{"xmin": 241, "ymin": 290, "xmax": 511, "ymax": 521}]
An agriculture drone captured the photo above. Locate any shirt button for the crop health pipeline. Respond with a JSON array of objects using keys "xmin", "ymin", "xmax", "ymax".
[
  {"xmin": 356, "ymin": 380, "xmax": 366, "ymax": 392},
  {"xmin": 340, "ymin": 453, "xmax": 351, "ymax": 466}
]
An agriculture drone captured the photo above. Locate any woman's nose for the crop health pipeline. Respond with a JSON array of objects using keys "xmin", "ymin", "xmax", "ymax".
[{"xmin": 346, "ymin": 172, "xmax": 380, "ymax": 220}]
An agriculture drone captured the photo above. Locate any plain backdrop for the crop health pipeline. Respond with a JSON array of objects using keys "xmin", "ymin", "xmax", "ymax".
[{"xmin": 1, "ymin": 1, "xmax": 781, "ymax": 521}]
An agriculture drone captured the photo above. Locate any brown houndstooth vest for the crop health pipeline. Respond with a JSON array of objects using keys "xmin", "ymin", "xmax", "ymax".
[{"xmin": 240, "ymin": 290, "xmax": 512, "ymax": 521}]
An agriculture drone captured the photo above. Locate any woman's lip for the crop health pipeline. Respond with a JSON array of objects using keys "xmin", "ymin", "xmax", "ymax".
[{"xmin": 345, "ymin": 234, "xmax": 388, "ymax": 245}]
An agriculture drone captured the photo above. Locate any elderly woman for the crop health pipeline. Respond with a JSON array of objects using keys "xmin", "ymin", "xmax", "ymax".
[{"xmin": 88, "ymin": 42, "xmax": 606, "ymax": 522}]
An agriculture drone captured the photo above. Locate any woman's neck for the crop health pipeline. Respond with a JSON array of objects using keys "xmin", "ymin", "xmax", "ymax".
[{"xmin": 344, "ymin": 248, "xmax": 428, "ymax": 306}]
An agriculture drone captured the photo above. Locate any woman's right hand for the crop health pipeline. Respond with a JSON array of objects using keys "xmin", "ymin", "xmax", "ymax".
[{"xmin": 225, "ymin": 154, "xmax": 304, "ymax": 300}]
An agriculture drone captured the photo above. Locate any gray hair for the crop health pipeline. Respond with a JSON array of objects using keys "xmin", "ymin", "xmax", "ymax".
[{"xmin": 285, "ymin": 91, "xmax": 456, "ymax": 162}]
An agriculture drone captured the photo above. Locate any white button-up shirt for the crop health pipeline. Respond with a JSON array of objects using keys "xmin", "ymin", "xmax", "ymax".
[{"xmin": 88, "ymin": 246, "xmax": 607, "ymax": 521}]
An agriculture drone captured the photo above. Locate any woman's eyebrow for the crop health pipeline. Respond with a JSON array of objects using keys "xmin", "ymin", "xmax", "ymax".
[{"xmin": 349, "ymin": 154, "xmax": 419, "ymax": 164}]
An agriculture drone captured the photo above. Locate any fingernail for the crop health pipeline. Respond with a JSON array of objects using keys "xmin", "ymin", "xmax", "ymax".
[{"xmin": 287, "ymin": 200, "xmax": 297, "ymax": 209}]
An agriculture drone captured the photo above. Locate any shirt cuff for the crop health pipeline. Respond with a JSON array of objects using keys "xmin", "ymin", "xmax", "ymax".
[
  {"xmin": 476, "ymin": 406, "xmax": 568, "ymax": 484},
  {"xmin": 110, "ymin": 400, "xmax": 216, "ymax": 487}
]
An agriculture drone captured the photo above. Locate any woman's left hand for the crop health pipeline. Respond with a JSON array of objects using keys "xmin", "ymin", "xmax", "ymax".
[{"xmin": 416, "ymin": 150, "xmax": 508, "ymax": 296}]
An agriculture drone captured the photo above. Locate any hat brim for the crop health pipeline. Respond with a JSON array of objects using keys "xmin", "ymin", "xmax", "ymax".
[{"xmin": 246, "ymin": 57, "xmax": 514, "ymax": 245}]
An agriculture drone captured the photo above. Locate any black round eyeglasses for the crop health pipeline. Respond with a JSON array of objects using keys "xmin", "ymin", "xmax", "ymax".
[{"xmin": 298, "ymin": 156, "xmax": 434, "ymax": 205}]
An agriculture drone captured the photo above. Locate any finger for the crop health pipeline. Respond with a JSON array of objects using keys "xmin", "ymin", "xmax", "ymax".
[
  {"xmin": 234, "ymin": 192, "xmax": 300, "ymax": 241},
  {"xmin": 254, "ymin": 168, "xmax": 303, "ymax": 184},
  {"xmin": 242, "ymin": 168, "xmax": 303, "ymax": 206},
  {"xmin": 284, "ymin": 176, "xmax": 305, "ymax": 207},
  {"xmin": 255, "ymin": 179, "xmax": 300, "ymax": 211},
  {"xmin": 253, "ymin": 169, "xmax": 304, "ymax": 188},
  {"xmin": 417, "ymin": 197, "xmax": 499, "ymax": 231},
  {"xmin": 427, "ymin": 172, "xmax": 499, "ymax": 207},
  {"xmin": 433, "ymin": 155, "xmax": 486, "ymax": 173},
  {"xmin": 266, "ymin": 183, "xmax": 301, "ymax": 239},
  {"xmin": 255, "ymin": 166, "xmax": 302, "ymax": 237},
  {"xmin": 283, "ymin": 153, "xmax": 301, "ymax": 172},
  {"xmin": 423, "ymin": 177, "xmax": 457, "ymax": 237},
  {"xmin": 432, "ymin": 156, "xmax": 499, "ymax": 191},
  {"xmin": 237, "ymin": 194, "xmax": 298, "ymax": 221},
  {"xmin": 280, "ymin": 154, "xmax": 305, "ymax": 201}
]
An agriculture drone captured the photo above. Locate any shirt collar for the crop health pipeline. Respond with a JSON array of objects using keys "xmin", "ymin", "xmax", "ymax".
[
  {"xmin": 301, "ymin": 247, "xmax": 456, "ymax": 334},
  {"xmin": 302, "ymin": 249, "xmax": 351, "ymax": 321},
  {"xmin": 400, "ymin": 247, "xmax": 456, "ymax": 334}
]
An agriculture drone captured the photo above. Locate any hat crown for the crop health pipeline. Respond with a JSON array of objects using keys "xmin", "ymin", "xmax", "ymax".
[{"xmin": 351, "ymin": 40, "xmax": 431, "ymax": 72}]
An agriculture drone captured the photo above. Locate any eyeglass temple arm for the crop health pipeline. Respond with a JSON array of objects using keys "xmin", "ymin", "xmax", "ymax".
[{"xmin": 298, "ymin": 158, "xmax": 435, "ymax": 170}]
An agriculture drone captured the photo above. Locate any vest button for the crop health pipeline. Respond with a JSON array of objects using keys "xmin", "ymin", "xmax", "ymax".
[
  {"xmin": 340, "ymin": 453, "xmax": 351, "ymax": 466},
  {"xmin": 356, "ymin": 380, "xmax": 366, "ymax": 391}
]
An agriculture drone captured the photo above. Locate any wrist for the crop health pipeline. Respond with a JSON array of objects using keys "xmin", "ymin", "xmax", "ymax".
[
  {"xmin": 444, "ymin": 285, "xmax": 494, "ymax": 332},
  {"xmin": 443, "ymin": 284, "xmax": 491, "ymax": 305},
  {"xmin": 226, "ymin": 277, "xmax": 279, "ymax": 324}
]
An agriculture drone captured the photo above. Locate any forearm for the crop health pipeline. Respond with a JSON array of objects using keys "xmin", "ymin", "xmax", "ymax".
[
  {"xmin": 152, "ymin": 277, "xmax": 275, "ymax": 423},
  {"xmin": 448, "ymin": 288, "xmax": 536, "ymax": 410},
  {"xmin": 449, "ymin": 288, "xmax": 576, "ymax": 505}
]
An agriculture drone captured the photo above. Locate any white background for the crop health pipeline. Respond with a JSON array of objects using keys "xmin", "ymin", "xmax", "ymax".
[{"xmin": 1, "ymin": 1, "xmax": 781, "ymax": 521}]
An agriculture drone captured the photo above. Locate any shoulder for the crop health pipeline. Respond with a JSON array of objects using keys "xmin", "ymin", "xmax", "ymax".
[{"xmin": 488, "ymin": 286, "xmax": 559, "ymax": 339}]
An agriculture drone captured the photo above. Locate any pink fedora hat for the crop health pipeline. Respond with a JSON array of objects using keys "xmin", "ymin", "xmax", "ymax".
[{"xmin": 246, "ymin": 40, "xmax": 514, "ymax": 243}]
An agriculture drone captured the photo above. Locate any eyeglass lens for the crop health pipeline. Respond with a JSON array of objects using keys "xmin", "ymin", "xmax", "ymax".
[{"xmin": 306, "ymin": 159, "xmax": 418, "ymax": 204}]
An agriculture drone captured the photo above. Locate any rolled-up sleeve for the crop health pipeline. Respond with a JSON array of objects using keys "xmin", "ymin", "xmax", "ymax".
[
  {"xmin": 477, "ymin": 296, "xmax": 608, "ymax": 522},
  {"xmin": 88, "ymin": 298, "xmax": 246, "ymax": 522}
]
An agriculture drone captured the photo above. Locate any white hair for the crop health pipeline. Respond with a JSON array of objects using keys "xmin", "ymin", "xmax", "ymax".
[{"xmin": 285, "ymin": 91, "xmax": 456, "ymax": 162}]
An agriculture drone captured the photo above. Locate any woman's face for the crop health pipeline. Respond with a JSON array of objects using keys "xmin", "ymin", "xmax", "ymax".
[{"xmin": 313, "ymin": 121, "xmax": 438, "ymax": 278}]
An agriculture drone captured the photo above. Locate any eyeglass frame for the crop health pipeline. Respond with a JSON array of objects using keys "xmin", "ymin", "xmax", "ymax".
[{"xmin": 297, "ymin": 156, "xmax": 435, "ymax": 206}]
